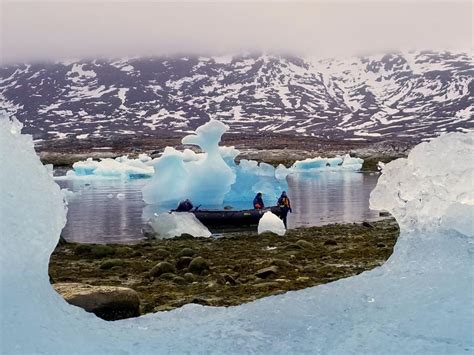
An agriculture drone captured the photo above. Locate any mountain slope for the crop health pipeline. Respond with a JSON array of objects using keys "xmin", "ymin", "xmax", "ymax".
[{"xmin": 1, "ymin": 51, "xmax": 472, "ymax": 143}]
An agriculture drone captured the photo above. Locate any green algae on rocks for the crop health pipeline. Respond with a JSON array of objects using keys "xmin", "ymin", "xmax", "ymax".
[{"xmin": 49, "ymin": 219, "xmax": 399, "ymax": 319}]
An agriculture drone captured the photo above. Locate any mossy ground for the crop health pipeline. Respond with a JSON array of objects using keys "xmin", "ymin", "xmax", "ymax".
[{"xmin": 49, "ymin": 219, "xmax": 399, "ymax": 316}]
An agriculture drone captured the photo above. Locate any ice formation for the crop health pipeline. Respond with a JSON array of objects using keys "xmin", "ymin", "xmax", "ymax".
[
  {"xmin": 257, "ymin": 211, "xmax": 286, "ymax": 236},
  {"xmin": 58, "ymin": 121, "xmax": 363, "ymax": 209},
  {"xmin": 274, "ymin": 154, "xmax": 364, "ymax": 180},
  {"xmin": 141, "ymin": 121, "xmax": 361, "ymax": 208},
  {"xmin": 147, "ymin": 212, "xmax": 211, "ymax": 239},
  {"xmin": 1, "ymin": 114, "xmax": 472, "ymax": 354},
  {"xmin": 64, "ymin": 154, "xmax": 154, "ymax": 179},
  {"xmin": 142, "ymin": 121, "xmax": 236, "ymax": 206}
]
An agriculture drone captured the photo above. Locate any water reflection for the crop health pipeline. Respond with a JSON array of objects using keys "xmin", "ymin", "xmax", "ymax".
[
  {"xmin": 57, "ymin": 179, "xmax": 146, "ymax": 244},
  {"xmin": 57, "ymin": 172, "xmax": 381, "ymax": 244},
  {"xmin": 287, "ymin": 172, "xmax": 380, "ymax": 228}
]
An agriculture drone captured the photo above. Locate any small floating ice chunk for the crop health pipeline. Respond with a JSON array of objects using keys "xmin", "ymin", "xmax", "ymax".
[
  {"xmin": 258, "ymin": 211, "xmax": 286, "ymax": 236},
  {"xmin": 116, "ymin": 193, "xmax": 125, "ymax": 200},
  {"xmin": 290, "ymin": 154, "xmax": 363, "ymax": 172},
  {"xmin": 61, "ymin": 188, "xmax": 76, "ymax": 202},
  {"xmin": 147, "ymin": 212, "xmax": 211, "ymax": 239},
  {"xmin": 68, "ymin": 155, "xmax": 154, "ymax": 178}
]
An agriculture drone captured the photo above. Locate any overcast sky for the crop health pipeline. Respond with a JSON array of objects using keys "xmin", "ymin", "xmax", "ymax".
[{"xmin": 1, "ymin": 1, "xmax": 472, "ymax": 64}]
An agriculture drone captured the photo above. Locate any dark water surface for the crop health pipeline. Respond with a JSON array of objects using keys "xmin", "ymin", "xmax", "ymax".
[{"xmin": 56, "ymin": 172, "xmax": 382, "ymax": 244}]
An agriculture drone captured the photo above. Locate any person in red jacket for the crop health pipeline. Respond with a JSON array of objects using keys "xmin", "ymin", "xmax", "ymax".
[{"xmin": 253, "ymin": 192, "xmax": 264, "ymax": 209}]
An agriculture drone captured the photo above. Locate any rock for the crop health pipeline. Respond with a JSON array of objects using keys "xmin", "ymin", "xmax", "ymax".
[
  {"xmin": 251, "ymin": 282, "xmax": 280, "ymax": 289},
  {"xmin": 205, "ymin": 281, "xmax": 218, "ymax": 290},
  {"xmin": 154, "ymin": 248, "xmax": 170, "ymax": 259},
  {"xmin": 377, "ymin": 243, "xmax": 386, "ymax": 248},
  {"xmin": 100, "ymin": 259, "xmax": 127, "ymax": 270},
  {"xmin": 74, "ymin": 244, "xmax": 115, "ymax": 258},
  {"xmin": 324, "ymin": 239, "xmax": 338, "ymax": 246},
  {"xmin": 255, "ymin": 266, "xmax": 279, "ymax": 279},
  {"xmin": 172, "ymin": 276, "xmax": 186, "ymax": 285},
  {"xmin": 362, "ymin": 221, "xmax": 375, "ymax": 228},
  {"xmin": 188, "ymin": 257, "xmax": 210, "ymax": 275},
  {"xmin": 176, "ymin": 256, "xmax": 193, "ymax": 270},
  {"xmin": 270, "ymin": 259, "xmax": 294, "ymax": 269},
  {"xmin": 115, "ymin": 247, "xmax": 134, "ymax": 257},
  {"xmin": 190, "ymin": 297, "xmax": 223, "ymax": 306},
  {"xmin": 158, "ymin": 272, "xmax": 177, "ymax": 280},
  {"xmin": 150, "ymin": 262, "xmax": 176, "ymax": 277},
  {"xmin": 53, "ymin": 283, "xmax": 140, "ymax": 321},
  {"xmin": 217, "ymin": 273, "xmax": 237, "ymax": 286},
  {"xmin": 303, "ymin": 265, "xmax": 318, "ymax": 273},
  {"xmin": 379, "ymin": 211, "xmax": 391, "ymax": 217},
  {"xmin": 296, "ymin": 276, "xmax": 311, "ymax": 282},
  {"xmin": 176, "ymin": 233, "xmax": 194, "ymax": 240},
  {"xmin": 177, "ymin": 248, "xmax": 196, "ymax": 258},
  {"xmin": 153, "ymin": 305, "xmax": 175, "ymax": 312},
  {"xmin": 141, "ymin": 224, "xmax": 155, "ymax": 240},
  {"xmin": 295, "ymin": 240, "xmax": 314, "ymax": 249},
  {"xmin": 184, "ymin": 272, "xmax": 195, "ymax": 283},
  {"xmin": 283, "ymin": 243, "xmax": 302, "ymax": 251}
]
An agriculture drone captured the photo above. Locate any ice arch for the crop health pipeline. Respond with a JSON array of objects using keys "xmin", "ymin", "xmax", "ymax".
[{"xmin": 1, "ymin": 115, "xmax": 472, "ymax": 354}]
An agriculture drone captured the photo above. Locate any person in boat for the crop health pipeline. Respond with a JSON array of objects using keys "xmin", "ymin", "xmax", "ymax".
[
  {"xmin": 253, "ymin": 192, "xmax": 264, "ymax": 209},
  {"xmin": 176, "ymin": 199, "xmax": 194, "ymax": 212},
  {"xmin": 277, "ymin": 191, "xmax": 292, "ymax": 228}
]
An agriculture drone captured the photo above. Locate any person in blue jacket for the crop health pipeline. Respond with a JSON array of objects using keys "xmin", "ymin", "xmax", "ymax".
[{"xmin": 253, "ymin": 192, "xmax": 264, "ymax": 209}]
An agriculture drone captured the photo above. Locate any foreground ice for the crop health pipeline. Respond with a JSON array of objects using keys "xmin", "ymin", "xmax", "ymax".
[
  {"xmin": 1, "ymin": 114, "xmax": 473, "ymax": 354},
  {"xmin": 147, "ymin": 212, "xmax": 211, "ymax": 239},
  {"xmin": 257, "ymin": 211, "xmax": 286, "ymax": 236}
]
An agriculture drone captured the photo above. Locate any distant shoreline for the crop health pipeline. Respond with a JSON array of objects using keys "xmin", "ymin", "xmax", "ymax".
[{"xmin": 40, "ymin": 138, "xmax": 410, "ymax": 172}]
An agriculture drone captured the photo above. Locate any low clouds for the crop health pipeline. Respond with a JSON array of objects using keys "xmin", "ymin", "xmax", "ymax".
[{"xmin": 1, "ymin": 1, "xmax": 472, "ymax": 64}]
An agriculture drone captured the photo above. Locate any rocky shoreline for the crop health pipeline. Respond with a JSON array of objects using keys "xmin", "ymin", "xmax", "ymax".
[
  {"xmin": 38, "ymin": 134, "xmax": 412, "ymax": 171},
  {"xmin": 49, "ymin": 219, "xmax": 399, "ymax": 320}
]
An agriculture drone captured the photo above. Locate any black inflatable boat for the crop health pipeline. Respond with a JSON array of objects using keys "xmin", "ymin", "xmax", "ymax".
[{"xmin": 172, "ymin": 206, "xmax": 282, "ymax": 227}]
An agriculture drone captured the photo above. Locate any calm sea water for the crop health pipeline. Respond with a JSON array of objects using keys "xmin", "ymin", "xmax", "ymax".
[{"xmin": 56, "ymin": 172, "xmax": 382, "ymax": 244}]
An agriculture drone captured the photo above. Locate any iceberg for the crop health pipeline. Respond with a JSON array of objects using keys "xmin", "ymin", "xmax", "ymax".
[
  {"xmin": 58, "ymin": 121, "xmax": 364, "ymax": 209},
  {"xmin": 64, "ymin": 155, "xmax": 154, "ymax": 179},
  {"xmin": 147, "ymin": 212, "xmax": 212, "ymax": 239},
  {"xmin": 1, "ymin": 112, "xmax": 472, "ymax": 354},
  {"xmin": 257, "ymin": 211, "xmax": 286, "ymax": 236},
  {"xmin": 141, "ymin": 121, "xmax": 362, "ymax": 208},
  {"xmin": 142, "ymin": 121, "xmax": 236, "ymax": 206}
]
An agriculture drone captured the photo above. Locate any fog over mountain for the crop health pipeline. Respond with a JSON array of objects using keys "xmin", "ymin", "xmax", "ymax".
[
  {"xmin": 1, "ymin": 2, "xmax": 472, "ymax": 145},
  {"xmin": 1, "ymin": 51, "xmax": 472, "ymax": 143},
  {"xmin": 2, "ymin": 1, "xmax": 472, "ymax": 64}
]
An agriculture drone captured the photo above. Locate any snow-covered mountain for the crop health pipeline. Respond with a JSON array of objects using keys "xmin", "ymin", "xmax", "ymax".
[{"xmin": 1, "ymin": 51, "xmax": 472, "ymax": 143}]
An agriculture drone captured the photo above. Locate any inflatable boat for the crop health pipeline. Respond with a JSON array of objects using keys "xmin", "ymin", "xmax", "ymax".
[{"xmin": 172, "ymin": 206, "xmax": 282, "ymax": 227}]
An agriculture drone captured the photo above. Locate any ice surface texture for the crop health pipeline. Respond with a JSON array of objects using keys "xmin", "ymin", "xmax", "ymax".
[
  {"xmin": 1, "ymin": 114, "xmax": 472, "ymax": 354},
  {"xmin": 371, "ymin": 132, "xmax": 474, "ymax": 236},
  {"xmin": 148, "ymin": 212, "xmax": 211, "ymax": 239},
  {"xmin": 257, "ymin": 212, "xmax": 286, "ymax": 236}
]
